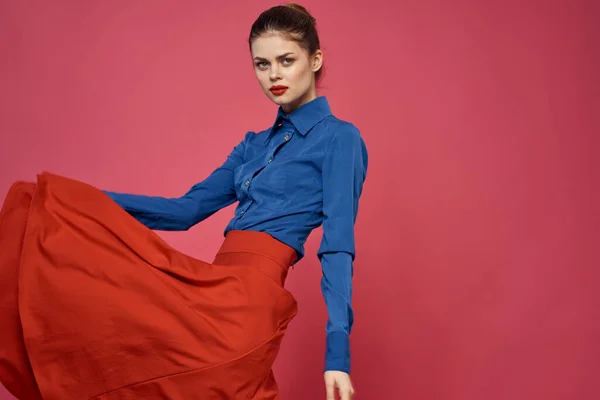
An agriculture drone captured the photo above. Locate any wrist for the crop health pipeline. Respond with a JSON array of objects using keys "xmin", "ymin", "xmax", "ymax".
[{"xmin": 324, "ymin": 331, "xmax": 350, "ymax": 374}]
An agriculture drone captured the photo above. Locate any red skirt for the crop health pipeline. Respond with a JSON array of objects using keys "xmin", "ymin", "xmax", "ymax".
[{"xmin": 0, "ymin": 172, "xmax": 298, "ymax": 400}]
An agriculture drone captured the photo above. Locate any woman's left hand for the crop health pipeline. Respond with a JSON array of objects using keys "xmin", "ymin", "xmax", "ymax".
[{"xmin": 324, "ymin": 370, "xmax": 355, "ymax": 399}]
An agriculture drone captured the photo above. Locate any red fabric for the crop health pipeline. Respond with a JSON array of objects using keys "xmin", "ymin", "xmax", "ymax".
[{"xmin": 0, "ymin": 172, "xmax": 298, "ymax": 399}]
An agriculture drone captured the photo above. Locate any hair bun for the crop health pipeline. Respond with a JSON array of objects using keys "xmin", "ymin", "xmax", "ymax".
[{"xmin": 284, "ymin": 3, "xmax": 316, "ymax": 23}]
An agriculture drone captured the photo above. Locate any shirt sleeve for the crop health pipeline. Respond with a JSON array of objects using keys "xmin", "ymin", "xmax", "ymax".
[
  {"xmin": 103, "ymin": 132, "xmax": 251, "ymax": 231},
  {"xmin": 317, "ymin": 124, "xmax": 368, "ymax": 374}
]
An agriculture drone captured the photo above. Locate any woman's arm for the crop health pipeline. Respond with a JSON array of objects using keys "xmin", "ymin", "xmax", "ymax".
[
  {"xmin": 103, "ymin": 132, "xmax": 252, "ymax": 231},
  {"xmin": 318, "ymin": 124, "xmax": 368, "ymax": 375}
]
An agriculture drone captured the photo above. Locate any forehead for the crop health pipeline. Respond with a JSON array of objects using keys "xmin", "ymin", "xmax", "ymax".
[{"xmin": 251, "ymin": 33, "xmax": 305, "ymax": 59}]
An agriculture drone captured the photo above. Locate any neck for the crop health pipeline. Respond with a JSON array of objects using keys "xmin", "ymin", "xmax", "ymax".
[{"xmin": 282, "ymin": 85, "xmax": 317, "ymax": 114}]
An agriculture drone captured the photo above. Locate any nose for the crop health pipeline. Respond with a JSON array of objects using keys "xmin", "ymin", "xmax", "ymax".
[{"xmin": 269, "ymin": 65, "xmax": 281, "ymax": 81}]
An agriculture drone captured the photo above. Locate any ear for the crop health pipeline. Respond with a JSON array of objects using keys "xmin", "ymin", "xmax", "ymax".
[{"xmin": 311, "ymin": 49, "xmax": 323, "ymax": 73}]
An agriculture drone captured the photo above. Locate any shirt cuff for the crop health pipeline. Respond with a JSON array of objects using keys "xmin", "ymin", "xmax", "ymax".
[{"xmin": 324, "ymin": 330, "xmax": 351, "ymax": 374}]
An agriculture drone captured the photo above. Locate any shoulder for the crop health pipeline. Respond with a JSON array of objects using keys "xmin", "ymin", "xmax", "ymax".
[
  {"xmin": 319, "ymin": 115, "xmax": 365, "ymax": 150},
  {"xmin": 240, "ymin": 126, "xmax": 271, "ymax": 145},
  {"xmin": 230, "ymin": 129, "xmax": 267, "ymax": 151},
  {"xmin": 321, "ymin": 115, "xmax": 367, "ymax": 155}
]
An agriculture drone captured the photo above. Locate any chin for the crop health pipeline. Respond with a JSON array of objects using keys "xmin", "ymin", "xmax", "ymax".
[
  {"xmin": 269, "ymin": 95, "xmax": 292, "ymax": 106},
  {"xmin": 270, "ymin": 96, "xmax": 286, "ymax": 104}
]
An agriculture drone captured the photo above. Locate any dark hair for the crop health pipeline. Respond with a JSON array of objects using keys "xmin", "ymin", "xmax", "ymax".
[{"xmin": 249, "ymin": 3, "xmax": 324, "ymax": 83}]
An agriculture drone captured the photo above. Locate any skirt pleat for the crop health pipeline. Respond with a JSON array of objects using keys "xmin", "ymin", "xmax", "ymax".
[{"xmin": 0, "ymin": 172, "xmax": 298, "ymax": 399}]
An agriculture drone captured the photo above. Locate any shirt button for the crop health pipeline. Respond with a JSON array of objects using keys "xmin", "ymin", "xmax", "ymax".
[
  {"xmin": 244, "ymin": 179, "xmax": 250, "ymax": 186},
  {"xmin": 284, "ymin": 134, "xmax": 290, "ymax": 141},
  {"xmin": 240, "ymin": 210, "xmax": 245, "ymax": 215},
  {"xmin": 268, "ymin": 158, "xmax": 273, "ymax": 163},
  {"xmin": 277, "ymin": 123, "xmax": 282, "ymax": 127}
]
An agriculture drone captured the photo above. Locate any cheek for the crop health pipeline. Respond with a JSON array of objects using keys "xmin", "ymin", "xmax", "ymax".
[
  {"xmin": 287, "ymin": 64, "xmax": 311, "ymax": 85},
  {"xmin": 255, "ymin": 70, "xmax": 269, "ymax": 87}
]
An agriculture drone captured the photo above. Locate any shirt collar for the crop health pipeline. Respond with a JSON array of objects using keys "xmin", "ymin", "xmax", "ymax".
[{"xmin": 266, "ymin": 96, "xmax": 332, "ymax": 142}]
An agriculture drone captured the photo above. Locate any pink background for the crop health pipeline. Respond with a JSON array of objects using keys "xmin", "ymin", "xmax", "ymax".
[{"xmin": 1, "ymin": 0, "xmax": 598, "ymax": 399}]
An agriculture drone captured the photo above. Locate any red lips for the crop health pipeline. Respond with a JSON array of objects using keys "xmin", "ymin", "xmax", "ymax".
[{"xmin": 269, "ymin": 85, "xmax": 288, "ymax": 96}]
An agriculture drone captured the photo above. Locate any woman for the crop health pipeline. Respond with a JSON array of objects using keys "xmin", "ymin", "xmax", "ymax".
[{"xmin": 0, "ymin": 3, "xmax": 367, "ymax": 400}]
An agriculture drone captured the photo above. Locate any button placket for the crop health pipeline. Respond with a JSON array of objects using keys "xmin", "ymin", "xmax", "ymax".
[
  {"xmin": 240, "ymin": 177, "xmax": 251, "ymax": 214},
  {"xmin": 265, "ymin": 130, "xmax": 293, "ymax": 166}
]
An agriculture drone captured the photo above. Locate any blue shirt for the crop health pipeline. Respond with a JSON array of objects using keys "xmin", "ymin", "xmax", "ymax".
[{"xmin": 103, "ymin": 96, "xmax": 368, "ymax": 373}]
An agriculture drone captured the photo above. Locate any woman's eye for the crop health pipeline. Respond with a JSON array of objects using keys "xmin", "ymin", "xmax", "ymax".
[
  {"xmin": 256, "ymin": 61, "xmax": 269, "ymax": 69},
  {"xmin": 282, "ymin": 58, "xmax": 294, "ymax": 65}
]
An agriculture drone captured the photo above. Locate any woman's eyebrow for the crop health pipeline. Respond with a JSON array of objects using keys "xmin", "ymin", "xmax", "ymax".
[{"xmin": 253, "ymin": 52, "xmax": 295, "ymax": 61}]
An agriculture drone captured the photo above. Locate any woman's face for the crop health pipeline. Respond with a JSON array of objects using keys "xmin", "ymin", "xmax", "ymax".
[{"xmin": 251, "ymin": 33, "xmax": 322, "ymax": 113}]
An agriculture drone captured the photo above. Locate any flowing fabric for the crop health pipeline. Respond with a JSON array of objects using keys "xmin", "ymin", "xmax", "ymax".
[{"xmin": 0, "ymin": 172, "xmax": 298, "ymax": 399}]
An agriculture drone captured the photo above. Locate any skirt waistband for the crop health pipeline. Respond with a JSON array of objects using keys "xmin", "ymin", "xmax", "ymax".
[{"xmin": 213, "ymin": 230, "xmax": 297, "ymax": 286}]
